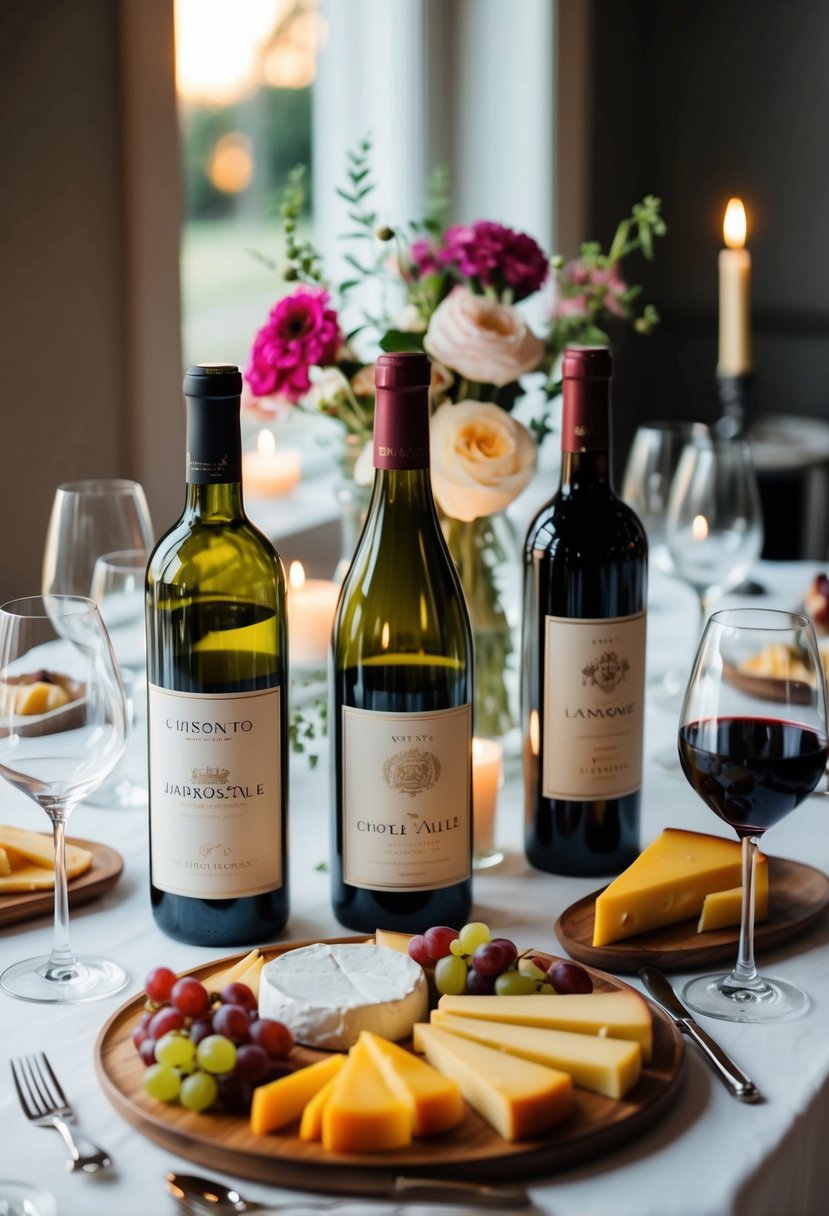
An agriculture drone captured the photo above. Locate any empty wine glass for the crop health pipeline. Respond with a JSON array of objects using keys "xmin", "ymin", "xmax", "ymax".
[
  {"xmin": 0, "ymin": 596, "xmax": 128, "ymax": 1002},
  {"xmin": 678, "ymin": 608, "xmax": 828, "ymax": 1020},
  {"xmin": 87, "ymin": 549, "xmax": 150, "ymax": 808},
  {"xmin": 622, "ymin": 420, "xmax": 704, "ymax": 579},
  {"xmin": 42, "ymin": 479, "xmax": 154, "ymax": 597}
]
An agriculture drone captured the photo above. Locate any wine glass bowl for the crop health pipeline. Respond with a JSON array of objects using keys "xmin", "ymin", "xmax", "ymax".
[
  {"xmin": 677, "ymin": 608, "xmax": 828, "ymax": 1021},
  {"xmin": 622, "ymin": 420, "xmax": 703, "ymax": 577},
  {"xmin": 42, "ymin": 479, "xmax": 154, "ymax": 598},
  {"xmin": 0, "ymin": 595, "xmax": 129, "ymax": 1003}
]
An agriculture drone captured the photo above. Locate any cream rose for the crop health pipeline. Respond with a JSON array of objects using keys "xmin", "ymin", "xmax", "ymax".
[
  {"xmin": 423, "ymin": 287, "xmax": 545, "ymax": 386},
  {"xmin": 430, "ymin": 400, "xmax": 537, "ymax": 521}
]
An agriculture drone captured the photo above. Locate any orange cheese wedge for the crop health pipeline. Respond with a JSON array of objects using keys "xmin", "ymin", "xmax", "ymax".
[
  {"xmin": 298, "ymin": 1073, "xmax": 340, "ymax": 1142},
  {"xmin": 321, "ymin": 1037, "xmax": 412, "ymax": 1152},
  {"xmin": 250, "ymin": 1053, "xmax": 345, "ymax": 1136},
  {"xmin": 358, "ymin": 1030, "xmax": 464, "ymax": 1136}
]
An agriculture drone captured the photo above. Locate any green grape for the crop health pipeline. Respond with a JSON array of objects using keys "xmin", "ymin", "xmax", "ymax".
[
  {"xmin": 435, "ymin": 955, "xmax": 469, "ymax": 996},
  {"xmin": 458, "ymin": 922, "xmax": 491, "ymax": 954},
  {"xmin": 196, "ymin": 1034, "xmax": 237, "ymax": 1075},
  {"xmin": 494, "ymin": 971, "xmax": 536, "ymax": 997},
  {"xmin": 537, "ymin": 982, "xmax": 556, "ymax": 994},
  {"xmin": 449, "ymin": 939, "xmax": 468, "ymax": 959},
  {"xmin": 155, "ymin": 1032, "xmax": 196, "ymax": 1071},
  {"xmin": 180, "ymin": 1070, "xmax": 219, "ymax": 1112},
  {"xmin": 517, "ymin": 959, "xmax": 547, "ymax": 981},
  {"xmin": 142, "ymin": 1063, "xmax": 182, "ymax": 1103}
]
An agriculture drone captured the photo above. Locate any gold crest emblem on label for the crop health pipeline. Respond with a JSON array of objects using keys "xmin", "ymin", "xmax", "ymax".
[
  {"xmin": 382, "ymin": 747, "xmax": 442, "ymax": 797},
  {"xmin": 581, "ymin": 650, "xmax": 630, "ymax": 694}
]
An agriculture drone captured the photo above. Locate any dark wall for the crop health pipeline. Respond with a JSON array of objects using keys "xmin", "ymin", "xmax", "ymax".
[{"xmin": 588, "ymin": 0, "xmax": 829, "ymax": 477}]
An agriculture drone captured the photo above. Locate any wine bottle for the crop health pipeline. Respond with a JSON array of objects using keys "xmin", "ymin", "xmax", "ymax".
[
  {"xmin": 331, "ymin": 352, "xmax": 473, "ymax": 933},
  {"xmin": 522, "ymin": 347, "xmax": 647, "ymax": 876},
  {"xmin": 145, "ymin": 364, "xmax": 289, "ymax": 945}
]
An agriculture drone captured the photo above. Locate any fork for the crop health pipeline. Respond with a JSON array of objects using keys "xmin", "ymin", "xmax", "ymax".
[{"xmin": 10, "ymin": 1053, "xmax": 111, "ymax": 1172}]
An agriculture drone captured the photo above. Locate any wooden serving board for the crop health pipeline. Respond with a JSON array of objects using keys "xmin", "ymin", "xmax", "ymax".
[
  {"xmin": 555, "ymin": 857, "xmax": 829, "ymax": 973},
  {"xmin": 0, "ymin": 837, "xmax": 124, "ymax": 929},
  {"xmin": 95, "ymin": 937, "xmax": 685, "ymax": 1193}
]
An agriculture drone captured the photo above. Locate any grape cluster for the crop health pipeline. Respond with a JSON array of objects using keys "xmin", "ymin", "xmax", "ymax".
[
  {"xmin": 133, "ymin": 967, "xmax": 294, "ymax": 1114},
  {"xmin": 408, "ymin": 923, "xmax": 593, "ymax": 998}
]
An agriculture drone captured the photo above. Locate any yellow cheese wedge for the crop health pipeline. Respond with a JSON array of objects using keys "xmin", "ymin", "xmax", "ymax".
[
  {"xmin": 430, "ymin": 1011, "xmax": 642, "ymax": 1100},
  {"xmin": 236, "ymin": 954, "xmax": 265, "ymax": 999},
  {"xmin": 374, "ymin": 928, "xmax": 414, "ymax": 955},
  {"xmin": 592, "ymin": 829, "xmax": 761, "ymax": 946},
  {"xmin": 0, "ymin": 825, "xmax": 92, "ymax": 877},
  {"xmin": 413, "ymin": 1024, "xmax": 573, "ymax": 1141},
  {"xmin": 250, "ymin": 1053, "xmax": 345, "ymax": 1136},
  {"xmin": 203, "ymin": 948, "xmax": 262, "ymax": 995},
  {"xmin": 437, "ymin": 991, "xmax": 653, "ymax": 1063},
  {"xmin": 298, "ymin": 1073, "xmax": 340, "ymax": 1142},
  {"xmin": 358, "ymin": 1030, "xmax": 464, "ymax": 1136},
  {"xmin": 698, "ymin": 861, "xmax": 769, "ymax": 933},
  {"xmin": 0, "ymin": 864, "xmax": 63, "ymax": 892},
  {"xmin": 322, "ymin": 1036, "xmax": 412, "ymax": 1152},
  {"xmin": 0, "ymin": 846, "xmax": 11, "ymax": 877}
]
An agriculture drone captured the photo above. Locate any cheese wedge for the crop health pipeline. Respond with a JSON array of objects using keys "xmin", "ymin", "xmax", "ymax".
[
  {"xmin": 592, "ymin": 829, "xmax": 761, "ymax": 946},
  {"xmin": 0, "ymin": 825, "xmax": 92, "ymax": 878},
  {"xmin": 0, "ymin": 846, "xmax": 11, "ymax": 877},
  {"xmin": 203, "ymin": 948, "xmax": 262, "ymax": 995},
  {"xmin": 322, "ymin": 1036, "xmax": 412, "ymax": 1152},
  {"xmin": 236, "ymin": 954, "xmax": 265, "ymax": 1000},
  {"xmin": 698, "ymin": 863, "xmax": 769, "ymax": 933},
  {"xmin": 298, "ymin": 1073, "xmax": 340, "ymax": 1142},
  {"xmin": 430, "ymin": 1011, "xmax": 642, "ymax": 1100},
  {"xmin": 374, "ymin": 928, "xmax": 414, "ymax": 955},
  {"xmin": 359, "ymin": 1030, "xmax": 464, "ymax": 1136},
  {"xmin": 250, "ymin": 1053, "xmax": 345, "ymax": 1136},
  {"xmin": 437, "ymin": 992, "xmax": 653, "ymax": 1062},
  {"xmin": 413, "ymin": 1024, "xmax": 573, "ymax": 1141}
]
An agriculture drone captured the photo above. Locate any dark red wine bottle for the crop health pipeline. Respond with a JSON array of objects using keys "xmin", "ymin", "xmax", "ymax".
[
  {"xmin": 331, "ymin": 352, "xmax": 473, "ymax": 932},
  {"xmin": 522, "ymin": 347, "xmax": 648, "ymax": 876}
]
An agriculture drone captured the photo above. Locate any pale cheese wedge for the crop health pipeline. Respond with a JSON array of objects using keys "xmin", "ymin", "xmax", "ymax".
[
  {"xmin": 0, "ymin": 825, "xmax": 92, "ymax": 877},
  {"xmin": 437, "ymin": 991, "xmax": 653, "ymax": 1063},
  {"xmin": 236, "ymin": 954, "xmax": 265, "ymax": 1000},
  {"xmin": 698, "ymin": 867, "xmax": 769, "ymax": 933},
  {"xmin": 430, "ymin": 1010, "xmax": 642, "ymax": 1100},
  {"xmin": 592, "ymin": 829, "xmax": 766, "ymax": 947},
  {"xmin": 413, "ymin": 1023, "xmax": 573, "ymax": 1141},
  {"xmin": 374, "ymin": 928, "xmax": 414, "ymax": 955},
  {"xmin": 202, "ymin": 948, "xmax": 262, "ymax": 995}
]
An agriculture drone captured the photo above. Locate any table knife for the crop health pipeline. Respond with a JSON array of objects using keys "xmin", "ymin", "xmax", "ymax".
[{"xmin": 639, "ymin": 967, "xmax": 763, "ymax": 1103}]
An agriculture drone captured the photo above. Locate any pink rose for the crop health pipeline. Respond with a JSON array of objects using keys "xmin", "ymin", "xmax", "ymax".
[{"xmin": 423, "ymin": 288, "xmax": 545, "ymax": 386}]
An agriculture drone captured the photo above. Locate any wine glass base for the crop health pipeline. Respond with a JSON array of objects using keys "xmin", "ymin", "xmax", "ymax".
[
  {"xmin": 682, "ymin": 972, "xmax": 809, "ymax": 1023},
  {"xmin": 473, "ymin": 847, "xmax": 505, "ymax": 871},
  {"xmin": 0, "ymin": 1180, "xmax": 57, "ymax": 1216},
  {"xmin": 0, "ymin": 954, "xmax": 128, "ymax": 1004}
]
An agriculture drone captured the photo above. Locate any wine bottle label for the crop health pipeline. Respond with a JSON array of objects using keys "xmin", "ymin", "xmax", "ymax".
[
  {"xmin": 341, "ymin": 703, "xmax": 472, "ymax": 890},
  {"xmin": 148, "ymin": 684, "xmax": 282, "ymax": 898},
  {"xmin": 542, "ymin": 612, "xmax": 646, "ymax": 800}
]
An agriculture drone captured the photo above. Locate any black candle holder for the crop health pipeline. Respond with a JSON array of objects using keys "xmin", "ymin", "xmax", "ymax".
[{"xmin": 715, "ymin": 371, "xmax": 754, "ymax": 439}]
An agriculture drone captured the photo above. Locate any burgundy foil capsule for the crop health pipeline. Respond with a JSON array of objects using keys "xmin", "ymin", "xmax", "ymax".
[
  {"xmin": 373, "ymin": 352, "xmax": 431, "ymax": 471},
  {"xmin": 561, "ymin": 346, "xmax": 612, "ymax": 453}
]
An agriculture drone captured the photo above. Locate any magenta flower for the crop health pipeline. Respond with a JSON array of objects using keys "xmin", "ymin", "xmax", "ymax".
[
  {"xmin": 408, "ymin": 237, "xmax": 440, "ymax": 277},
  {"xmin": 438, "ymin": 221, "xmax": 549, "ymax": 300},
  {"xmin": 245, "ymin": 288, "xmax": 341, "ymax": 402}
]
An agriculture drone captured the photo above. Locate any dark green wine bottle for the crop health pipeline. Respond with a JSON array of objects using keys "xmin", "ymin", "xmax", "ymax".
[
  {"xmin": 145, "ymin": 364, "xmax": 289, "ymax": 945},
  {"xmin": 331, "ymin": 352, "xmax": 474, "ymax": 933}
]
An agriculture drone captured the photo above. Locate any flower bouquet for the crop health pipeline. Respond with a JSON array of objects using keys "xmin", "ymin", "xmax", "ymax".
[{"xmin": 245, "ymin": 140, "xmax": 666, "ymax": 740}]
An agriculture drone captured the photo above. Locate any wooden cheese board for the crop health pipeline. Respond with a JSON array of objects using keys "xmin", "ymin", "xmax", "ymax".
[
  {"xmin": 95, "ymin": 936, "xmax": 685, "ymax": 1193},
  {"xmin": 555, "ymin": 856, "xmax": 829, "ymax": 973},
  {"xmin": 0, "ymin": 836, "xmax": 124, "ymax": 929}
]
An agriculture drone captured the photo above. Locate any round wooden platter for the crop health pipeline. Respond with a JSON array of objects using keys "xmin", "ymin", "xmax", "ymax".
[
  {"xmin": 0, "ymin": 836, "xmax": 124, "ymax": 929},
  {"xmin": 94, "ymin": 936, "xmax": 685, "ymax": 1193},
  {"xmin": 555, "ymin": 856, "xmax": 829, "ymax": 974}
]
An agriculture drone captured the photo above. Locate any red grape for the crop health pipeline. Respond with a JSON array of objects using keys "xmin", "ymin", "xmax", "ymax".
[
  {"xmin": 249, "ymin": 1017, "xmax": 294, "ymax": 1058},
  {"xmin": 217, "ymin": 1074, "xmax": 253, "ymax": 1114},
  {"xmin": 188, "ymin": 1018, "xmax": 214, "ymax": 1047},
  {"xmin": 423, "ymin": 925, "xmax": 459, "ymax": 960},
  {"xmin": 234, "ymin": 1043, "xmax": 270, "ymax": 1084},
  {"xmin": 138, "ymin": 1038, "xmax": 158, "ymax": 1067},
  {"xmin": 138, "ymin": 1009, "xmax": 154, "ymax": 1031},
  {"xmin": 471, "ymin": 942, "xmax": 511, "ymax": 977},
  {"xmin": 407, "ymin": 934, "xmax": 437, "ymax": 967},
  {"xmin": 466, "ymin": 968, "xmax": 496, "ymax": 995},
  {"xmin": 260, "ymin": 1059, "xmax": 294, "ymax": 1086},
  {"xmin": 212, "ymin": 1003, "xmax": 250, "ymax": 1044},
  {"xmin": 148, "ymin": 1006, "xmax": 185, "ymax": 1040},
  {"xmin": 489, "ymin": 938, "xmax": 518, "ymax": 967},
  {"xmin": 132, "ymin": 1025, "xmax": 148, "ymax": 1051},
  {"xmin": 171, "ymin": 976, "xmax": 210, "ymax": 1019},
  {"xmin": 144, "ymin": 966, "xmax": 177, "ymax": 1005},
  {"xmin": 219, "ymin": 981, "xmax": 258, "ymax": 1012},
  {"xmin": 547, "ymin": 960, "xmax": 593, "ymax": 994}
]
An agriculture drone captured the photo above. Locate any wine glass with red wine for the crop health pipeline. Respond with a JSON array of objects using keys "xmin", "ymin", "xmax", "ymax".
[{"xmin": 678, "ymin": 608, "xmax": 828, "ymax": 1021}]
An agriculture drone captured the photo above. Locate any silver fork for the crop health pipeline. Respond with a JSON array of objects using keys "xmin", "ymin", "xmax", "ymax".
[{"xmin": 10, "ymin": 1053, "xmax": 111, "ymax": 1173}]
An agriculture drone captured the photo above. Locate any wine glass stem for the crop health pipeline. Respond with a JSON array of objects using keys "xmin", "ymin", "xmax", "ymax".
[
  {"xmin": 47, "ymin": 814, "xmax": 79, "ymax": 976},
  {"xmin": 723, "ymin": 834, "xmax": 764, "ymax": 992},
  {"xmin": 698, "ymin": 592, "xmax": 711, "ymax": 635}
]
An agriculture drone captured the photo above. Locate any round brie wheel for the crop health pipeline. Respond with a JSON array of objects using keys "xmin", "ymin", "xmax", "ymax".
[{"xmin": 258, "ymin": 942, "xmax": 428, "ymax": 1051}]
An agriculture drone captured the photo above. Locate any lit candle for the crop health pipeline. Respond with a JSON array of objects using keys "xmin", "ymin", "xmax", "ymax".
[
  {"xmin": 287, "ymin": 560, "xmax": 339, "ymax": 667},
  {"xmin": 472, "ymin": 737, "xmax": 504, "ymax": 857},
  {"xmin": 243, "ymin": 429, "xmax": 302, "ymax": 497},
  {"xmin": 718, "ymin": 198, "xmax": 752, "ymax": 376}
]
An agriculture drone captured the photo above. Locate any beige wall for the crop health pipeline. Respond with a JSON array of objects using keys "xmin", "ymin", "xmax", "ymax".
[{"xmin": 0, "ymin": 0, "xmax": 183, "ymax": 603}]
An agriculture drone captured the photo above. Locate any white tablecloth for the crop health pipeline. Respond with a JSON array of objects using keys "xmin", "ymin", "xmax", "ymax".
[{"xmin": 1, "ymin": 561, "xmax": 828, "ymax": 1216}]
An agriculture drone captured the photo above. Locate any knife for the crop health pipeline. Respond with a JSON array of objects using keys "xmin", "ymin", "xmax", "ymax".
[{"xmin": 639, "ymin": 967, "xmax": 764, "ymax": 1103}]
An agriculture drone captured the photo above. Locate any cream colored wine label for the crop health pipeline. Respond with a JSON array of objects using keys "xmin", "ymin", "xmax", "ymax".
[
  {"xmin": 342, "ymin": 703, "xmax": 472, "ymax": 891},
  {"xmin": 542, "ymin": 612, "xmax": 646, "ymax": 801},
  {"xmin": 149, "ymin": 684, "xmax": 282, "ymax": 898}
]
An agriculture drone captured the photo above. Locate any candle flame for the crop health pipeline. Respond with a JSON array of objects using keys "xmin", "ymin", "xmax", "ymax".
[
  {"xmin": 289, "ymin": 560, "xmax": 305, "ymax": 590},
  {"xmin": 381, "ymin": 621, "xmax": 390, "ymax": 650},
  {"xmin": 723, "ymin": 198, "xmax": 747, "ymax": 250},
  {"xmin": 692, "ymin": 514, "xmax": 709, "ymax": 541},
  {"xmin": 257, "ymin": 429, "xmax": 276, "ymax": 458}
]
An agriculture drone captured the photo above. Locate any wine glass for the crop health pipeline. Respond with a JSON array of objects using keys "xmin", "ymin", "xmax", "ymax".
[
  {"xmin": 678, "ymin": 608, "xmax": 828, "ymax": 1021},
  {"xmin": 665, "ymin": 433, "xmax": 764, "ymax": 634},
  {"xmin": 622, "ymin": 420, "xmax": 705, "ymax": 579},
  {"xmin": 0, "ymin": 595, "xmax": 129, "ymax": 1003},
  {"xmin": 86, "ymin": 549, "xmax": 150, "ymax": 808},
  {"xmin": 42, "ymin": 479, "xmax": 154, "ymax": 597}
]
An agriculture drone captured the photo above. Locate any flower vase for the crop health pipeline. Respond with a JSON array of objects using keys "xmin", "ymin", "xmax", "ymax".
[
  {"xmin": 443, "ymin": 511, "xmax": 521, "ymax": 749},
  {"xmin": 333, "ymin": 433, "xmax": 372, "ymax": 582}
]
